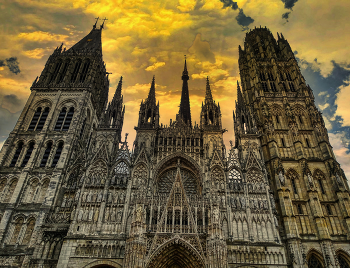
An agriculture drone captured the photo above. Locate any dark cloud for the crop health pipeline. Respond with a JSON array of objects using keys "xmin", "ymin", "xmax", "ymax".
[
  {"xmin": 236, "ymin": 9, "xmax": 254, "ymax": 28},
  {"xmin": 282, "ymin": 12, "xmax": 290, "ymax": 21},
  {"xmin": 281, "ymin": 0, "xmax": 299, "ymax": 9},
  {"xmin": 188, "ymin": 34, "xmax": 216, "ymax": 63},
  {"xmin": 3, "ymin": 94, "xmax": 23, "ymax": 107},
  {"xmin": 5, "ymin": 57, "xmax": 20, "ymax": 74},
  {"xmin": 0, "ymin": 57, "xmax": 21, "ymax": 74},
  {"xmin": 220, "ymin": 0, "xmax": 239, "ymax": 10}
]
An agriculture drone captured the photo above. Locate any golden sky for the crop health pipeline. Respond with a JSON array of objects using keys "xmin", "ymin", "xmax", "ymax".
[{"xmin": 1, "ymin": 0, "xmax": 350, "ymax": 176}]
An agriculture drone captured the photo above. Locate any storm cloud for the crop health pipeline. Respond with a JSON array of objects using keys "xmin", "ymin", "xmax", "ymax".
[
  {"xmin": 0, "ymin": 57, "xmax": 21, "ymax": 75},
  {"xmin": 281, "ymin": 0, "xmax": 299, "ymax": 9},
  {"xmin": 236, "ymin": 9, "xmax": 255, "ymax": 28},
  {"xmin": 220, "ymin": 0, "xmax": 238, "ymax": 10},
  {"xmin": 282, "ymin": 12, "xmax": 290, "ymax": 21}
]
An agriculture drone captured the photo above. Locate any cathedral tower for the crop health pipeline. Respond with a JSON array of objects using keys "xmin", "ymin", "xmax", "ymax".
[{"xmin": 237, "ymin": 26, "xmax": 350, "ymax": 268}]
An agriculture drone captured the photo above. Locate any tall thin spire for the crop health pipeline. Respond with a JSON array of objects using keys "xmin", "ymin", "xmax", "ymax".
[
  {"xmin": 147, "ymin": 75, "xmax": 156, "ymax": 104},
  {"xmin": 237, "ymin": 81, "xmax": 244, "ymax": 106},
  {"xmin": 178, "ymin": 56, "xmax": 192, "ymax": 127},
  {"xmin": 205, "ymin": 76, "xmax": 213, "ymax": 102},
  {"xmin": 113, "ymin": 76, "xmax": 123, "ymax": 100}
]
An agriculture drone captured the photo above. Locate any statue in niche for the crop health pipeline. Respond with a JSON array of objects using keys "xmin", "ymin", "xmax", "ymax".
[
  {"xmin": 120, "ymin": 192, "xmax": 126, "ymax": 203},
  {"xmin": 83, "ymin": 208, "xmax": 88, "ymax": 221},
  {"xmin": 71, "ymin": 206, "xmax": 76, "ymax": 221},
  {"xmin": 75, "ymin": 189, "xmax": 80, "ymax": 202},
  {"xmin": 111, "ymin": 208, "xmax": 116, "ymax": 222},
  {"xmin": 278, "ymin": 171, "xmax": 285, "ymax": 186},
  {"xmin": 240, "ymin": 196, "xmax": 246, "ymax": 209},
  {"xmin": 88, "ymin": 207, "xmax": 94, "ymax": 221},
  {"xmin": 97, "ymin": 192, "xmax": 102, "ymax": 202},
  {"xmin": 117, "ymin": 210, "xmax": 122, "ymax": 223},
  {"xmin": 105, "ymin": 207, "xmax": 110, "ymax": 221},
  {"xmin": 78, "ymin": 209, "xmax": 83, "ymax": 222},
  {"xmin": 107, "ymin": 192, "xmax": 112, "ymax": 203},
  {"xmin": 307, "ymin": 173, "xmax": 314, "ymax": 187},
  {"xmin": 221, "ymin": 195, "xmax": 226, "ymax": 207},
  {"xmin": 336, "ymin": 174, "xmax": 343, "ymax": 186},
  {"xmin": 230, "ymin": 197, "xmax": 236, "ymax": 209},
  {"xmin": 94, "ymin": 208, "xmax": 99, "ymax": 222},
  {"xmin": 87, "ymin": 191, "xmax": 92, "ymax": 202},
  {"xmin": 82, "ymin": 191, "xmax": 87, "ymax": 202}
]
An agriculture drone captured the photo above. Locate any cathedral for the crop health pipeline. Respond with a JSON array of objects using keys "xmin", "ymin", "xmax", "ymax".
[{"xmin": 0, "ymin": 21, "xmax": 349, "ymax": 268}]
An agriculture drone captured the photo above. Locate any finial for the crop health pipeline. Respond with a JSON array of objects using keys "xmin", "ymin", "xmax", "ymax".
[
  {"xmin": 101, "ymin": 17, "xmax": 108, "ymax": 29},
  {"xmin": 94, "ymin": 17, "xmax": 100, "ymax": 28},
  {"xmin": 125, "ymin": 133, "xmax": 128, "ymax": 143}
]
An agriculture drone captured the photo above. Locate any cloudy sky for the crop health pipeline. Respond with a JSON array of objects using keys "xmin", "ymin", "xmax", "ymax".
[{"xmin": 0, "ymin": 0, "xmax": 350, "ymax": 177}]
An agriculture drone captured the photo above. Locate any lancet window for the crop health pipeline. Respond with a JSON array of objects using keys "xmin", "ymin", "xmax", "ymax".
[
  {"xmin": 21, "ymin": 142, "xmax": 35, "ymax": 167},
  {"xmin": 28, "ymin": 107, "xmax": 50, "ymax": 131},
  {"xmin": 57, "ymin": 59, "xmax": 70, "ymax": 83},
  {"xmin": 71, "ymin": 60, "xmax": 82, "ymax": 82},
  {"xmin": 49, "ymin": 60, "xmax": 62, "ymax": 83},
  {"xmin": 40, "ymin": 142, "xmax": 52, "ymax": 167},
  {"xmin": 132, "ymin": 164, "xmax": 146, "ymax": 188},
  {"xmin": 211, "ymin": 167, "xmax": 225, "ymax": 191},
  {"xmin": 51, "ymin": 142, "xmax": 63, "ymax": 167},
  {"xmin": 79, "ymin": 59, "xmax": 90, "ymax": 82},
  {"xmin": 308, "ymin": 254, "xmax": 324, "ymax": 268},
  {"xmin": 21, "ymin": 218, "xmax": 36, "ymax": 245},
  {"xmin": 10, "ymin": 142, "xmax": 23, "ymax": 167}
]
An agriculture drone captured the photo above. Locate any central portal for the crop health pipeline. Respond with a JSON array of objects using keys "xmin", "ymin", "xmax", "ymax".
[{"xmin": 147, "ymin": 242, "xmax": 205, "ymax": 268}]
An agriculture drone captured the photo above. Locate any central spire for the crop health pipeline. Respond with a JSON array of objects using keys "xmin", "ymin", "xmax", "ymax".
[{"xmin": 178, "ymin": 56, "xmax": 192, "ymax": 127}]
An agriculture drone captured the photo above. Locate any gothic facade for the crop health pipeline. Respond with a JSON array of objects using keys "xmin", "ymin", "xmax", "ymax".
[{"xmin": 0, "ymin": 23, "xmax": 349, "ymax": 268}]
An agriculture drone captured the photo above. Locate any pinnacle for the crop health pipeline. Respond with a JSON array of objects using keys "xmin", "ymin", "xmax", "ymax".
[
  {"xmin": 205, "ymin": 76, "xmax": 213, "ymax": 102},
  {"xmin": 147, "ymin": 75, "xmax": 156, "ymax": 104}
]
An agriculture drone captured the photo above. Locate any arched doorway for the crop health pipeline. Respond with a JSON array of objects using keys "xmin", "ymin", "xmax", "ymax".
[{"xmin": 147, "ymin": 239, "xmax": 205, "ymax": 268}]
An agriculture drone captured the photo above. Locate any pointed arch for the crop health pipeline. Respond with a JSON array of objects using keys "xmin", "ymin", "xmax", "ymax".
[
  {"xmin": 307, "ymin": 249, "xmax": 325, "ymax": 268},
  {"xmin": 336, "ymin": 249, "xmax": 350, "ymax": 268},
  {"xmin": 86, "ymin": 160, "xmax": 107, "ymax": 186}
]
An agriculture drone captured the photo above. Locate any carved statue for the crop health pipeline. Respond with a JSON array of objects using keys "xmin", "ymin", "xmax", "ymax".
[
  {"xmin": 278, "ymin": 171, "xmax": 285, "ymax": 186},
  {"xmin": 212, "ymin": 207, "xmax": 220, "ymax": 223}
]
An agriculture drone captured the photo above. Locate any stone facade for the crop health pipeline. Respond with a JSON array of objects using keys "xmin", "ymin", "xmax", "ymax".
[{"xmin": 0, "ymin": 23, "xmax": 349, "ymax": 268}]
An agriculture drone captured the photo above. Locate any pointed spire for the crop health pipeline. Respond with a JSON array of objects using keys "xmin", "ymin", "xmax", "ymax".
[
  {"xmin": 93, "ymin": 17, "xmax": 100, "ymax": 29},
  {"xmin": 147, "ymin": 75, "xmax": 156, "ymax": 104},
  {"xmin": 178, "ymin": 56, "xmax": 192, "ymax": 126},
  {"xmin": 67, "ymin": 23, "xmax": 102, "ymax": 53},
  {"xmin": 113, "ymin": 76, "xmax": 123, "ymax": 100},
  {"xmin": 237, "ymin": 81, "xmax": 244, "ymax": 106},
  {"xmin": 205, "ymin": 76, "xmax": 213, "ymax": 102}
]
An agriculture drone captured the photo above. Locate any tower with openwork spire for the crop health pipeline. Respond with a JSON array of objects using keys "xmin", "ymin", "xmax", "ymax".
[
  {"xmin": 236, "ymin": 26, "xmax": 350, "ymax": 268},
  {"xmin": 177, "ymin": 57, "xmax": 192, "ymax": 127}
]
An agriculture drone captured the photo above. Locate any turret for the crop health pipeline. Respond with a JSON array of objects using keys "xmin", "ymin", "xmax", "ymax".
[
  {"xmin": 200, "ymin": 77, "xmax": 222, "ymax": 130},
  {"xmin": 137, "ymin": 76, "xmax": 159, "ymax": 129}
]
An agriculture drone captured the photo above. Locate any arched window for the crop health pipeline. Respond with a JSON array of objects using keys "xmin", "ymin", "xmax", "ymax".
[
  {"xmin": 4, "ymin": 179, "xmax": 18, "ymax": 203},
  {"xmin": 262, "ymin": 82, "xmax": 268, "ymax": 92},
  {"xmin": 276, "ymin": 115, "xmax": 280, "ymax": 124},
  {"xmin": 38, "ymin": 179, "xmax": 49, "ymax": 203},
  {"xmin": 21, "ymin": 142, "xmax": 35, "ymax": 167},
  {"xmin": 289, "ymin": 82, "xmax": 296, "ymax": 92},
  {"xmin": 299, "ymin": 115, "xmax": 303, "ymax": 125},
  {"xmin": 51, "ymin": 142, "xmax": 63, "ymax": 167},
  {"xmin": 54, "ymin": 107, "xmax": 67, "ymax": 131},
  {"xmin": 71, "ymin": 60, "xmax": 82, "ymax": 82},
  {"xmin": 279, "ymin": 72, "xmax": 285, "ymax": 81},
  {"xmin": 229, "ymin": 169, "xmax": 242, "ymax": 184},
  {"xmin": 10, "ymin": 218, "xmax": 24, "ymax": 244},
  {"xmin": 314, "ymin": 170, "xmax": 326, "ymax": 194},
  {"xmin": 10, "ymin": 142, "xmax": 23, "ymax": 167},
  {"xmin": 40, "ymin": 142, "xmax": 52, "ymax": 167},
  {"xmin": 25, "ymin": 179, "xmax": 39, "ymax": 203},
  {"xmin": 270, "ymin": 82, "xmax": 277, "ymax": 92},
  {"xmin": 286, "ymin": 72, "xmax": 292, "ymax": 81},
  {"xmin": 260, "ymin": 72, "xmax": 266, "ymax": 81},
  {"xmin": 49, "ymin": 60, "xmax": 62, "ymax": 83},
  {"xmin": 62, "ymin": 107, "xmax": 74, "ymax": 131},
  {"xmin": 308, "ymin": 254, "xmax": 324, "ymax": 268},
  {"xmin": 338, "ymin": 254, "xmax": 350, "ymax": 268},
  {"xmin": 79, "ymin": 59, "xmax": 90, "ymax": 83},
  {"xmin": 28, "ymin": 107, "xmax": 42, "ymax": 131},
  {"xmin": 21, "ymin": 218, "xmax": 36, "ymax": 245},
  {"xmin": 281, "ymin": 82, "xmax": 288, "ymax": 91},
  {"xmin": 268, "ymin": 72, "xmax": 274, "ymax": 81},
  {"xmin": 36, "ymin": 107, "xmax": 50, "ymax": 131},
  {"xmin": 287, "ymin": 170, "xmax": 299, "ymax": 194},
  {"xmin": 87, "ymin": 161, "xmax": 107, "ymax": 186},
  {"xmin": 57, "ymin": 59, "xmax": 70, "ymax": 83},
  {"xmin": 112, "ymin": 162, "xmax": 129, "ymax": 186}
]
